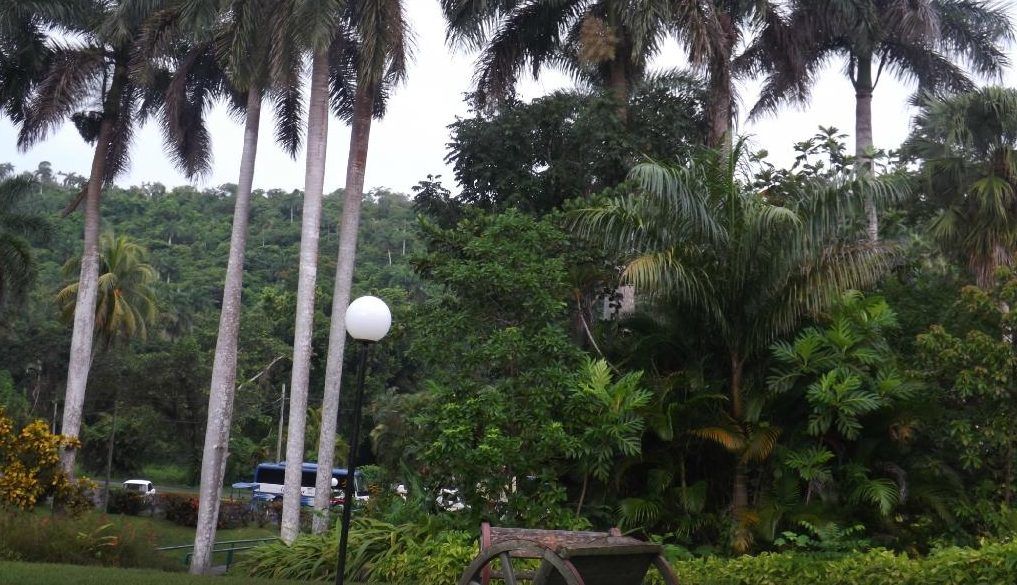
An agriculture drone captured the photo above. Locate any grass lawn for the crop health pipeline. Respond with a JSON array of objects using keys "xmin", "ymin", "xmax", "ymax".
[
  {"xmin": 104, "ymin": 511, "xmax": 278, "ymax": 547},
  {"xmin": 0, "ymin": 561, "xmax": 364, "ymax": 585}
]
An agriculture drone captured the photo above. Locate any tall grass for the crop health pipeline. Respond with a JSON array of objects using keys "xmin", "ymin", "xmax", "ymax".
[{"xmin": 0, "ymin": 511, "xmax": 176, "ymax": 569}]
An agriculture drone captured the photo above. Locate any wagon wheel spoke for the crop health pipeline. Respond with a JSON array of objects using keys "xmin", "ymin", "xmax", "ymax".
[{"xmin": 499, "ymin": 552, "xmax": 517, "ymax": 585}]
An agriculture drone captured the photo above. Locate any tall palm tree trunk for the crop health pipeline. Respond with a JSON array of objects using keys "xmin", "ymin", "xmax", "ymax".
[
  {"xmin": 608, "ymin": 58, "xmax": 629, "ymax": 123},
  {"xmin": 854, "ymin": 54, "xmax": 878, "ymax": 242},
  {"xmin": 59, "ymin": 116, "xmax": 113, "ymax": 477},
  {"xmin": 729, "ymin": 352, "xmax": 747, "ymax": 514},
  {"xmin": 191, "ymin": 88, "xmax": 262, "ymax": 574},
  {"xmin": 281, "ymin": 48, "xmax": 330, "ymax": 544},
  {"xmin": 59, "ymin": 57, "xmax": 130, "ymax": 477},
  {"xmin": 707, "ymin": 60, "xmax": 733, "ymax": 149},
  {"xmin": 707, "ymin": 15, "xmax": 736, "ymax": 150},
  {"xmin": 311, "ymin": 82, "xmax": 377, "ymax": 534}
]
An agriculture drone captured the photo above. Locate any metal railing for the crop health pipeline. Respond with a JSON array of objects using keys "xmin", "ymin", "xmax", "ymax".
[{"xmin": 156, "ymin": 537, "xmax": 279, "ymax": 570}]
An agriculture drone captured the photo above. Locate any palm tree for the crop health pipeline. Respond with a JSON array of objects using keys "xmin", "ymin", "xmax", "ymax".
[
  {"xmin": 276, "ymin": 0, "xmax": 366, "ymax": 542},
  {"xmin": 701, "ymin": 1, "xmax": 789, "ymax": 148},
  {"xmin": 0, "ymin": 1, "xmax": 82, "ymax": 123},
  {"xmin": 441, "ymin": 0, "xmax": 717, "ymax": 123},
  {"xmin": 571, "ymin": 139, "xmax": 905, "ymax": 551},
  {"xmin": 0, "ymin": 176, "xmax": 49, "ymax": 307},
  {"xmin": 16, "ymin": 0, "xmax": 170, "ymax": 476},
  {"xmin": 145, "ymin": 0, "xmax": 305, "ymax": 573},
  {"xmin": 56, "ymin": 232, "xmax": 158, "ymax": 349},
  {"xmin": 310, "ymin": 0, "xmax": 409, "ymax": 535},
  {"xmin": 442, "ymin": 0, "xmax": 794, "ymax": 147},
  {"xmin": 748, "ymin": 0, "xmax": 1014, "ymax": 241},
  {"xmin": 904, "ymin": 86, "xmax": 1017, "ymax": 288}
]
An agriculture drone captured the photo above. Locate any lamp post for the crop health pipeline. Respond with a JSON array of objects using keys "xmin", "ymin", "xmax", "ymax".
[{"xmin": 336, "ymin": 296, "xmax": 391, "ymax": 585}]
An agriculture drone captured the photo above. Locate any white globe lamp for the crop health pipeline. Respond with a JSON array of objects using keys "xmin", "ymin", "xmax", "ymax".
[
  {"xmin": 336, "ymin": 295, "xmax": 392, "ymax": 585},
  {"xmin": 344, "ymin": 296, "xmax": 392, "ymax": 342}
]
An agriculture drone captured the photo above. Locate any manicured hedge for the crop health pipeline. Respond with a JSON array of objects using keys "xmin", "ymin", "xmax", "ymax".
[
  {"xmin": 157, "ymin": 493, "xmax": 251, "ymax": 529},
  {"xmin": 106, "ymin": 489, "xmax": 148, "ymax": 516},
  {"xmin": 671, "ymin": 542, "xmax": 1017, "ymax": 585}
]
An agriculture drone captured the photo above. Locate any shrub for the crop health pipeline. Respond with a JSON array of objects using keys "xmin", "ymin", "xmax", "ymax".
[
  {"xmin": 370, "ymin": 529, "xmax": 476, "ymax": 584},
  {"xmin": 0, "ymin": 407, "xmax": 84, "ymax": 511},
  {"xmin": 0, "ymin": 510, "xmax": 173, "ymax": 569},
  {"xmin": 158, "ymin": 493, "xmax": 199, "ymax": 527},
  {"xmin": 240, "ymin": 517, "xmax": 474, "ymax": 584},
  {"xmin": 106, "ymin": 489, "xmax": 147, "ymax": 516},
  {"xmin": 158, "ymin": 494, "xmax": 251, "ymax": 529},
  {"xmin": 54, "ymin": 477, "xmax": 99, "ymax": 516},
  {"xmin": 671, "ymin": 542, "xmax": 1017, "ymax": 584},
  {"xmin": 217, "ymin": 499, "xmax": 251, "ymax": 529}
]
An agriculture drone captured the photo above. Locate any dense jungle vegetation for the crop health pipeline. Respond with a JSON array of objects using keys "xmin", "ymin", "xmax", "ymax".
[{"xmin": 3, "ymin": 1, "xmax": 1017, "ymax": 581}]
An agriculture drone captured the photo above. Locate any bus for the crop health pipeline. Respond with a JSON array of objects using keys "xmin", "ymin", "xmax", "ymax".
[{"xmin": 234, "ymin": 462, "xmax": 368, "ymax": 506}]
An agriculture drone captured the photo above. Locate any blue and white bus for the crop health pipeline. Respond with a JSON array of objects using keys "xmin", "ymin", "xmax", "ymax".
[{"xmin": 234, "ymin": 462, "xmax": 368, "ymax": 506}]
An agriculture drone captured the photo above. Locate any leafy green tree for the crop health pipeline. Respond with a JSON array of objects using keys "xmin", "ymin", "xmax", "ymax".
[
  {"xmin": 0, "ymin": 370, "xmax": 30, "ymax": 426},
  {"xmin": 405, "ymin": 210, "xmax": 585, "ymax": 525},
  {"xmin": 769, "ymin": 292, "xmax": 919, "ymax": 522},
  {"xmin": 0, "ymin": 176, "xmax": 49, "ymax": 307},
  {"xmin": 57, "ymin": 232, "xmax": 157, "ymax": 349},
  {"xmin": 751, "ymin": 0, "xmax": 1013, "ymax": 241},
  {"xmin": 905, "ymin": 87, "xmax": 1017, "ymax": 288},
  {"xmin": 566, "ymin": 358, "xmax": 650, "ymax": 517},
  {"xmin": 918, "ymin": 270, "xmax": 1017, "ymax": 505},
  {"xmin": 572, "ymin": 140, "xmax": 903, "ymax": 551},
  {"xmin": 445, "ymin": 74, "xmax": 706, "ymax": 215}
]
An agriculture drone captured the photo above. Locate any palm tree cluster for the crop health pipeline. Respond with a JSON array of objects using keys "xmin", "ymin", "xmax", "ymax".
[{"xmin": 2, "ymin": 0, "xmax": 409, "ymax": 573}]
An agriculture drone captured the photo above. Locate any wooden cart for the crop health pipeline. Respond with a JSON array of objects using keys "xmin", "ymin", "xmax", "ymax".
[{"xmin": 457, "ymin": 522, "xmax": 680, "ymax": 585}]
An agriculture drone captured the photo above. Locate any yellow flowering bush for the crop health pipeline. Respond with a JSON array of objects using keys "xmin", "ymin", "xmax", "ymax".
[{"xmin": 0, "ymin": 407, "xmax": 87, "ymax": 511}]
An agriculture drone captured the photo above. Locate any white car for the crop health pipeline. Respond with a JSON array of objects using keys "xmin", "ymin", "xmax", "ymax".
[
  {"xmin": 122, "ymin": 479, "xmax": 156, "ymax": 498},
  {"xmin": 436, "ymin": 488, "xmax": 467, "ymax": 512}
]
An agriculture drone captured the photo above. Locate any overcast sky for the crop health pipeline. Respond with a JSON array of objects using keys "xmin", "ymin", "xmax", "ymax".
[{"xmin": 2, "ymin": 2, "xmax": 1016, "ymax": 195}]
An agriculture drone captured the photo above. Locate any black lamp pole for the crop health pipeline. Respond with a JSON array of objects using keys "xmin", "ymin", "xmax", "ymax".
[{"xmin": 336, "ymin": 341, "xmax": 370, "ymax": 585}]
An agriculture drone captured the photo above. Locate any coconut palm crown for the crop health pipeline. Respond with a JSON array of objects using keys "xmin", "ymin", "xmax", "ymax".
[{"xmin": 57, "ymin": 232, "xmax": 157, "ymax": 349}]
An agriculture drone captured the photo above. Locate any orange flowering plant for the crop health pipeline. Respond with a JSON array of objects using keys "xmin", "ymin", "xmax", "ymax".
[{"xmin": 0, "ymin": 407, "xmax": 92, "ymax": 511}]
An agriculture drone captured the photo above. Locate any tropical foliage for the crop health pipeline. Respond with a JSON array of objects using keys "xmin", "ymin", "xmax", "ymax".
[
  {"xmin": 0, "ymin": 406, "xmax": 82, "ymax": 511},
  {"xmin": 0, "ymin": 176, "xmax": 48, "ymax": 307},
  {"xmin": 56, "ymin": 232, "xmax": 157, "ymax": 348},
  {"xmin": 4, "ymin": 0, "xmax": 1017, "ymax": 573},
  {"xmin": 905, "ymin": 87, "xmax": 1017, "ymax": 287}
]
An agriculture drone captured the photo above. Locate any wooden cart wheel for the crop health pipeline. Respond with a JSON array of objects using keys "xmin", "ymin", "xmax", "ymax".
[
  {"xmin": 653, "ymin": 555, "xmax": 681, "ymax": 585},
  {"xmin": 457, "ymin": 540, "xmax": 584, "ymax": 585}
]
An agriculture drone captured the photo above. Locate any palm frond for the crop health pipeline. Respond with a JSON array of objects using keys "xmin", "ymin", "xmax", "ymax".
[
  {"xmin": 473, "ymin": 1, "xmax": 584, "ymax": 108},
  {"xmin": 18, "ymin": 44, "xmax": 105, "ymax": 149}
]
